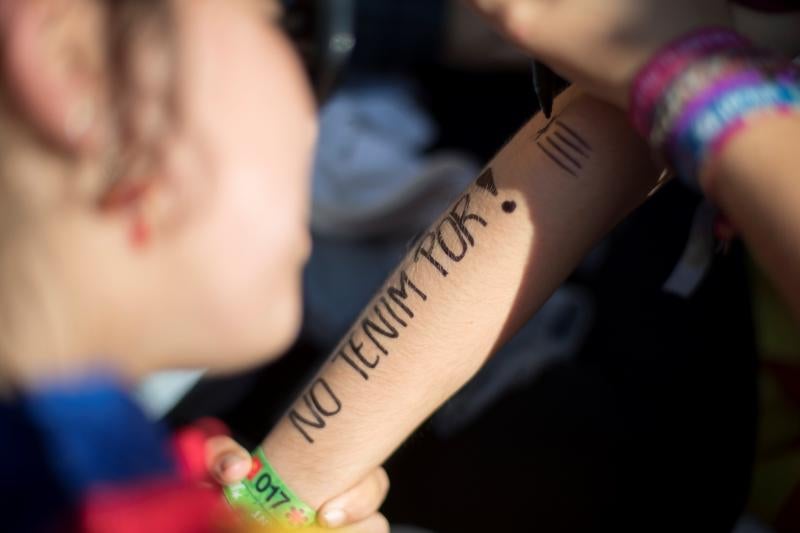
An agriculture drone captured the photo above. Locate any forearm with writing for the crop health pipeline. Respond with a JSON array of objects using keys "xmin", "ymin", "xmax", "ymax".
[{"xmin": 262, "ymin": 89, "xmax": 660, "ymax": 507}]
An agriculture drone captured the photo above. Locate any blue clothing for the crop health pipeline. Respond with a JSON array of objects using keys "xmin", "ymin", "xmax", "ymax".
[{"xmin": 0, "ymin": 374, "xmax": 177, "ymax": 532}]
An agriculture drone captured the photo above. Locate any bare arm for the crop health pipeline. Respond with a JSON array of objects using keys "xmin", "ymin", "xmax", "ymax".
[
  {"xmin": 707, "ymin": 113, "xmax": 800, "ymax": 321},
  {"xmin": 262, "ymin": 88, "xmax": 660, "ymax": 507},
  {"xmin": 464, "ymin": 0, "xmax": 800, "ymax": 323}
]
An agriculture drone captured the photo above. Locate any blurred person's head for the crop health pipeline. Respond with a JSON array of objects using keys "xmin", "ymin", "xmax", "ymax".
[{"xmin": 0, "ymin": 0, "xmax": 317, "ymax": 386}]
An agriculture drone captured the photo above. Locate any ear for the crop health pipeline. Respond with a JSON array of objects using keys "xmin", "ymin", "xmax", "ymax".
[{"xmin": 0, "ymin": 0, "xmax": 109, "ymax": 153}]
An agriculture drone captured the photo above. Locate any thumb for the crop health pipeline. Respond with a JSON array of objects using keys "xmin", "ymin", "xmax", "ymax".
[{"xmin": 206, "ymin": 435, "xmax": 253, "ymax": 486}]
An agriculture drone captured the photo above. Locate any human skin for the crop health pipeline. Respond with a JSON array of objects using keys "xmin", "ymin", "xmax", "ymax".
[
  {"xmin": 258, "ymin": 87, "xmax": 660, "ymax": 507},
  {"xmin": 0, "ymin": 0, "xmax": 386, "ymax": 529},
  {"xmin": 467, "ymin": 0, "xmax": 731, "ymax": 106},
  {"xmin": 209, "ymin": 1, "xmax": 800, "ymax": 522},
  {"xmin": 466, "ymin": 0, "xmax": 800, "ymax": 319}
]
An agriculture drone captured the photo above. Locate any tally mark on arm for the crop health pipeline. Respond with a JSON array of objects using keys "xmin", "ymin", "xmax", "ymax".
[{"xmin": 534, "ymin": 116, "xmax": 592, "ymax": 177}]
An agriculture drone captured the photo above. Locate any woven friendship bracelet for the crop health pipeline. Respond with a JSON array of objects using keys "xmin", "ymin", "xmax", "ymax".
[
  {"xmin": 630, "ymin": 28, "xmax": 800, "ymax": 191},
  {"xmin": 648, "ymin": 51, "xmax": 786, "ymax": 146},
  {"xmin": 668, "ymin": 76, "xmax": 800, "ymax": 183},
  {"xmin": 224, "ymin": 447, "xmax": 317, "ymax": 529},
  {"xmin": 629, "ymin": 28, "xmax": 752, "ymax": 137}
]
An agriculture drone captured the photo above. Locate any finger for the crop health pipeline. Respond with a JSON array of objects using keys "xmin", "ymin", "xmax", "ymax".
[
  {"xmin": 317, "ymin": 468, "xmax": 390, "ymax": 528},
  {"xmin": 498, "ymin": 0, "xmax": 547, "ymax": 51},
  {"xmin": 471, "ymin": 0, "xmax": 503, "ymax": 11},
  {"xmin": 467, "ymin": 0, "xmax": 509, "ymax": 20},
  {"xmin": 205, "ymin": 435, "xmax": 252, "ymax": 485},
  {"xmin": 465, "ymin": 0, "xmax": 548, "ymax": 56}
]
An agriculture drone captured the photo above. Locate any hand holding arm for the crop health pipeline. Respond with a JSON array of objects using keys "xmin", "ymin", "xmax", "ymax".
[{"xmin": 206, "ymin": 435, "xmax": 390, "ymax": 531}]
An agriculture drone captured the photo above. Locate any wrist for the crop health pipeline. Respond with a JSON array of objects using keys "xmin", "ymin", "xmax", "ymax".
[
  {"xmin": 223, "ymin": 445, "xmax": 318, "ymax": 528},
  {"xmin": 704, "ymin": 110, "xmax": 800, "ymax": 199}
]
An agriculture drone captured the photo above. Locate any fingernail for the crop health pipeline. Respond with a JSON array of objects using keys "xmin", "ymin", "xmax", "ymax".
[
  {"xmin": 321, "ymin": 509, "xmax": 346, "ymax": 528},
  {"xmin": 219, "ymin": 454, "xmax": 245, "ymax": 476}
]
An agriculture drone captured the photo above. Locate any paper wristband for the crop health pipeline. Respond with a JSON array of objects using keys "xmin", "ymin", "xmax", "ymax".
[{"xmin": 224, "ymin": 447, "xmax": 317, "ymax": 529}]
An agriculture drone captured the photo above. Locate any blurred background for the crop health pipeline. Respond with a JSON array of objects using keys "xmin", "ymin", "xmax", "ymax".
[{"xmin": 138, "ymin": 1, "xmax": 800, "ymax": 531}]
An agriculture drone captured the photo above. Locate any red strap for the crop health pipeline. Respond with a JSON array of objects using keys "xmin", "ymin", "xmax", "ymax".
[{"xmin": 79, "ymin": 479, "xmax": 236, "ymax": 533}]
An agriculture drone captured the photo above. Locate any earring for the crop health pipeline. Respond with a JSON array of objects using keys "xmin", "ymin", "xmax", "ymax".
[
  {"xmin": 130, "ymin": 212, "xmax": 151, "ymax": 248},
  {"xmin": 98, "ymin": 175, "xmax": 154, "ymax": 249}
]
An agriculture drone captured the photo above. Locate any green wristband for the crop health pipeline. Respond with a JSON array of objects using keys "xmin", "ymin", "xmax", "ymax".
[
  {"xmin": 224, "ymin": 481, "xmax": 271, "ymax": 526},
  {"xmin": 224, "ymin": 447, "xmax": 317, "ymax": 529}
]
